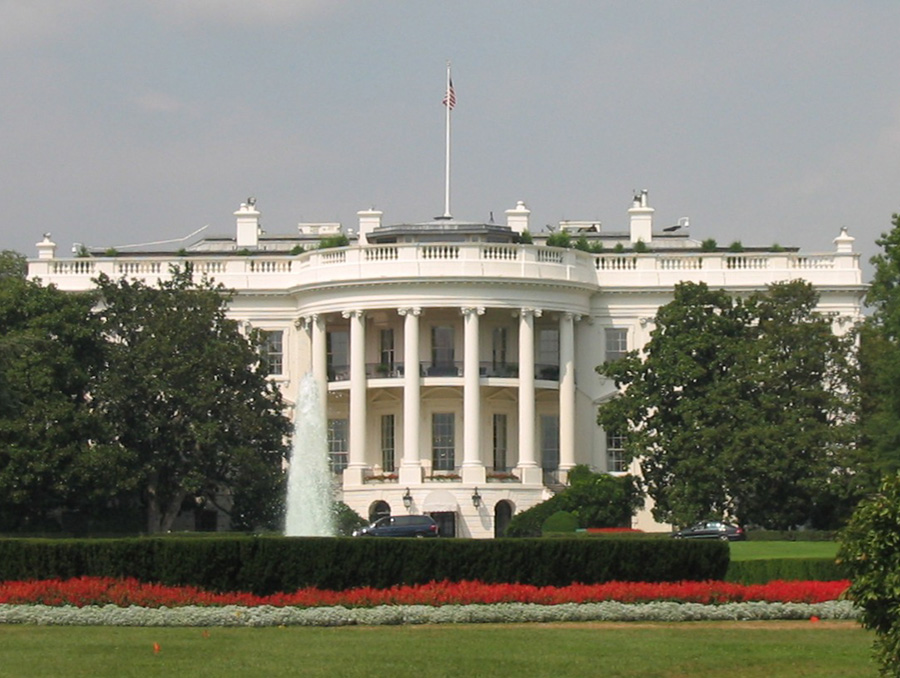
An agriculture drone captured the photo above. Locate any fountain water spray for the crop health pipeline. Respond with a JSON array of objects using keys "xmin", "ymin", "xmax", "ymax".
[{"xmin": 285, "ymin": 373, "xmax": 335, "ymax": 536}]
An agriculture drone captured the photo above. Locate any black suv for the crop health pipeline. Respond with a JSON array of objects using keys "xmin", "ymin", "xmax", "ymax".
[
  {"xmin": 671, "ymin": 521, "xmax": 745, "ymax": 541},
  {"xmin": 352, "ymin": 514, "xmax": 439, "ymax": 538}
]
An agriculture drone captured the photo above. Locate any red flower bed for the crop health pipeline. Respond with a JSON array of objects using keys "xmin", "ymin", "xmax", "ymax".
[{"xmin": 0, "ymin": 577, "xmax": 850, "ymax": 609}]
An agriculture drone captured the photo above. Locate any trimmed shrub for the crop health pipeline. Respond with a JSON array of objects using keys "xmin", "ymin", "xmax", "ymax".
[
  {"xmin": 0, "ymin": 536, "xmax": 729, "ymax": 594},
  {"xmin": 542, "ymin": 511, "xmax": 578, "ymax": 534}
]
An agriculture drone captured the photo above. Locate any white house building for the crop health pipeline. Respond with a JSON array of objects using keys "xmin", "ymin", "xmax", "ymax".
[{"xmin": 28, "ymin": 191, "xmax": 865, "ymax": 537}]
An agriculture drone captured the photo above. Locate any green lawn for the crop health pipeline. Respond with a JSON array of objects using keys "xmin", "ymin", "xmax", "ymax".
[
  {"xmin": 0, "ymin": 622, "xmax": 874, "ymax": 678},
  {"xmin": 730, "ymin": 541, "xmax": 839, "ymax": 561}
]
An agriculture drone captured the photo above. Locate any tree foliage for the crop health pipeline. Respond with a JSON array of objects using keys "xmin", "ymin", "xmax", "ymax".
[
  {"xmin": 859, "ymin": 213, "xmax": 900, "ymax": 480},
  {"xmin": 93, "ymin": 267, "xmax": 291, "ymax": 533},
  {"xmin": 597, "ymin": 280, "xmax": 857, "ymax": 530},
  {"xmin": 838, "ymin": 473, "xmax": 900, "ymax": 676},
  {"xmin": 0, "ymin": 270, "xmax": 131, "ymax": 531},
  {"xmin": 504, "ymin": 467, "xmax": 643, "ymax": 537}
]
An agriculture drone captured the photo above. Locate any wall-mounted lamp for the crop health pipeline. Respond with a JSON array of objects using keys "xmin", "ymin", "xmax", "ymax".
[
  {"xmin": 402, "ymin": 488, "xmax": 413, "ymax": 509},
  {"xmin": 471, "ymin": 487, "xmax": 482, "ymax": 508}
]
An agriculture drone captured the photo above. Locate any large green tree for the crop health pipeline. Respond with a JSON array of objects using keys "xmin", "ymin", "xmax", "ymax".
[
  {"xmin": 93, "ymin": 267, "xmax": 291, "ymax": 533},
  {"xmin": 860, "ymin": 213, "xmax": 900, "ymax": 480},
  {"xmin": 0, "ymin": 256, "xmax": 132, "ymax": 531},
  {"xmin": 597, "ymin": 280, "xmax": 857, "ymax": 530}
]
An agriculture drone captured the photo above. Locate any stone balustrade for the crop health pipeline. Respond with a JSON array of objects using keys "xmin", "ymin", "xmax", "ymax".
[{"xmin": 29, "ymin": 243, "xmax": 861, "ymax": 292}]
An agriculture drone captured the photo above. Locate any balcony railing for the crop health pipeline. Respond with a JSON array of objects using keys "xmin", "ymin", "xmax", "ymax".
[
  {"xmin": 335, "ymin": 362, "xmax": 555, "ymax": 382},
  {"xmin": 32, "ymin": 243, "xmax": 861, "ymax": 294}
]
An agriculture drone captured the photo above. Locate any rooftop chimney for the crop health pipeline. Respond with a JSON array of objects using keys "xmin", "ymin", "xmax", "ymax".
[
  {"xmin": 357, "ymin": 208, "xmax": 383, "ymax": 246},
  {"xmin": 505, "ymin": 200, "xmax": 530, "ymax": 235},
  {"xmin": 235, "ymin": 198, "xmax": 260, "ymax": 248},
  {"xmin": 628, "ymin": 189, "xmax": 654, "ymax": 244},
  {"xmin": 833, "ymin": 227, "xmax": 855, "ymax": 254},
  {"xmin": 36, "ymin": 233, "xmax": 57, "ymax": 260}
]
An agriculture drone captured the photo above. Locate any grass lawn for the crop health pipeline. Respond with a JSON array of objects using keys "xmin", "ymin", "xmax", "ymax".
[
  {"xmin": 730, "ymin": 541, "xmax": 839, "ymax": 561},
  {"xmin": 0, "ymin": 621, "xmax": 874, "ymax": 678}
]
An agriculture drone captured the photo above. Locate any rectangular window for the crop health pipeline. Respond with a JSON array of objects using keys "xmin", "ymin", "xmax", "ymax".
[
  {"xmin": 327, "ymin": 418, "xmax": 349, "ymax": 473},
  {"xmin": 380, "ymin": 329, "xmax": 395, "ymax": 369},
  {"xmin": 381, "ymin": 414, "xmax": 395, "ymax": 473},
  {"xmin": 537, "ymin": 328, "xmax": 559, "ymax": 380},
  {"xmin": 492, "ymin": 413, "xmax": 508, "ymax": 471},
  {"xmin": 327, "ymin": 330, "xmax": 349, "ymax": 380},
  {"xmin": 540, "ymin": 415, "xmax": 559, "ymax": 471},
  {"xmin": 260, "ymin": 330, "xmax": 284, "ymax": 375},
  {"xmin": 431, "ymin": 326, "xmax": 456, "ymax": 375},
  {"xmin": 432, "ymin": 412, "xmax": 455, "ymax": 471},
  {"xmin": 606, "ymin": 431, "xmax": 627, "ymax": 473},
  {"xmin": 492, "ymin": 327, "xmax": 508, "ymax": 368},
  {"xmin": 605, "ymin": 328, "xmax": 628, "ymax": 363}
]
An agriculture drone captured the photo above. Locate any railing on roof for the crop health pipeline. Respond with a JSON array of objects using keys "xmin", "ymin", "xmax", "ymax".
[{"xmin": 31, "ymin": 243, "xmax": 860, "ymax": 291}]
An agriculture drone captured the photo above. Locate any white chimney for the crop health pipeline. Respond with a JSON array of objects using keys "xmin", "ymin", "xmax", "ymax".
[
  {"xmin": 628, "ymin": 189, "xmax": 654, "ymax": 244},
  {"xmin": 234, "ymin": 198, "xmax": 260, "ymax": 248},
  {"xmin": 357, "ymin": 208, "xmax": 383, "ymax": 245},
  {"xmin": 505, "ymin": 200, "xmax": 530, "ymax": 235},
  {"xmin": 833, "ymin": 227, "xmax": 854, "ymax": 254},
  {"xmin": 36, "ymin": 233, "xmax": 57, "ymax": 260}
]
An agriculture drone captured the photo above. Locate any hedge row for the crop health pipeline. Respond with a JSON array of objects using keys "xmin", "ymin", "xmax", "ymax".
[
  {"xmin": 725, "ymin": 558, "xmax": 843, "ymax": 584},
  {"xmin": 0, "ymin": 537, "xmax": 729, "ymax": 595}
]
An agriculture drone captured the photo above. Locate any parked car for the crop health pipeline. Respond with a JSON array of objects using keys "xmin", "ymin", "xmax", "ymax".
[
  {"xmin": 352, "ymin": 514, "xmax": 439, "ymax": 538},
  {"xmin": 671, "ymin": 521, "xmax": 745, "ymax": 541}
]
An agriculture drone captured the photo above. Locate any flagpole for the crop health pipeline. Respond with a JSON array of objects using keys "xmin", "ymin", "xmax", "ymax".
[{"xmin": 443, "ymin": 62, "xmax": 452, "ymax": 219}]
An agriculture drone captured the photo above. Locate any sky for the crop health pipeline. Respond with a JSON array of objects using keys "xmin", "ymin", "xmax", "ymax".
[{"xmin": 2, "ymin": 1, "xmax": 899, "ymax": 280}]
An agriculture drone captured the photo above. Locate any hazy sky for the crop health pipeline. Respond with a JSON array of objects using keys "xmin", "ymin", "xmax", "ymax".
[{"xmin": 3, "ymin": 1, "xmax": 899, "ymax": 279}]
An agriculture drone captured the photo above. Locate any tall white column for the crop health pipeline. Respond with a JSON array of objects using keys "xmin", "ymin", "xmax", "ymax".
[
  {"xmin": 462, "ymin": 306, "xmax": 486, "ymax": 484},
  {"xmin": 308, "ymin": 314, "xmax": 327, "ymax": 418},
  {"xmin": 517, "ymin": 308, "xmax": 542, "ymax": 484},
  {"xmin": 344, "ymin": 309, "xmax": 366, "ymax": 486},
  {"xmin": 559, "ymin": 312, "xmax": 579, "ymax": 481},
  {"xmin": 399, "ymin": 307, "xmax": 422, "ymax": 484}
]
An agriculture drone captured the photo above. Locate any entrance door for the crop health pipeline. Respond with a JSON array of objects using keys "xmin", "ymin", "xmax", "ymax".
[
  {"xmin": 494, "ymin": 501, "xmax": 513, "ymax": 538},
  {"xmin": 429, "ymin": 511, "xmax": 456, "ymax": 538}
]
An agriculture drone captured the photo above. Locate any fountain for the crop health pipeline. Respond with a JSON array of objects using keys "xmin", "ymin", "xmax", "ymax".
[{"xmin": 285, "ymin": 372, "xmax": 336, "ymax": 536}]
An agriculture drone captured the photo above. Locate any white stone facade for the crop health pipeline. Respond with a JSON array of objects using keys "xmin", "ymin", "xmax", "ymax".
[{"xmin": 28, "ymin": 194, "xmax": 865, "ymax": 537}]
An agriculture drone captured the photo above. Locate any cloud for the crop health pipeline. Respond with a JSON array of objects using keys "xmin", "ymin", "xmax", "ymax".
[
  {"xmin": 131, "ymin": 90, "xmax": 188, "ymax": 115},
  {"xmin": 0, "ymin": 1, "xmax": 96, "ymax": 47},
  {"xmin": 147, "ymin": 0, "xmax": 342, "ymax": 27}
]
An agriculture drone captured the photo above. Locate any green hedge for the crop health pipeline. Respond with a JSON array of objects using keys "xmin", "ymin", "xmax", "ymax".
[
  {"xmin": 0, "ymin": 537, "xmax": 729, "ymax": 594},
  {"xmin": 725, "ymin": 558, "xmax": 843, "ymax": 584}
]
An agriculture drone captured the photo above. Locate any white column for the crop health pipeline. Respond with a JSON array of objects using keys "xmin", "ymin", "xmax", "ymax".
[
  {"xmin": 517, "ymin": 308, "xmax": 542, "ymax": 484},
  {"xmin": 399, "ymin": 307, "xmax": 422, "ymax": 484},
  {"xmin": 559, "ymin": 312, "xmax": 578, "ymax": 481},
  {"xmin": 462, "ymin": 306, "xmax": 486, "ymax": 484},
  {"xmin": 344, "ymin": 309, "xmax": 367, "ymax": 486},
  {"xmin": 309, "ymin": 314, "xmax": 327, "ymax": 418}
]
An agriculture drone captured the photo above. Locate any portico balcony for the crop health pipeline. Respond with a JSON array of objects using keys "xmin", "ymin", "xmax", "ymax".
[{"xmin": 327, "ymin": 361, "xmax": 559, "ymax": 382}]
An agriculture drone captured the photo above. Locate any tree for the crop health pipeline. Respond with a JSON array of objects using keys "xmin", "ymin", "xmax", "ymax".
[
  {"xmin": 93, "ymin": 267, "xmax": 291, "ymax": 533},
  {"xmin": 837, "ymin": 473, "xmax": 900, "ymax": 677},
  {"xmin": 597, "ymin": 280, "xmax": 856, "ymax": 530},
  {"xmin": 504, "ymin": 467, "xmax": 642, "ymax": 537},
  {"xmin": 859, "ymin": 213, "xmax": 900, "ymax": 479},
  {"xmin": 0, "ymin": 271, "xmax": 132, "ymax": 531}
]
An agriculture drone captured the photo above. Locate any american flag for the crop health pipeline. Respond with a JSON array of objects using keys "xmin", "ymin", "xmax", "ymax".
[{"xmin": 443, "ymin": 78, "xmax": 456, "ymax": 110}]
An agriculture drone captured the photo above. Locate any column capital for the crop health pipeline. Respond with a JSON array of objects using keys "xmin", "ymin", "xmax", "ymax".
[
  {"xmin": 518, "ymin": 307, "xmax": 543, "ymax": 319},
  {"xmin": 341, "ymin": 309, "xmax": 365, "ymax": 320},
  {"xmin": 639, "ymin": 316, "xmax": 654, "ymax": 328},
  {"xmin": 398, "ymin": 306, "xmax": 422, "ymax": 317},
  {"xmin": 461, "ymin": 306, "xmax": 486, "ymax": 317},
  {"xmin": 562, "ymin": 312, "xmax": 583, "ymax": 322}
]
